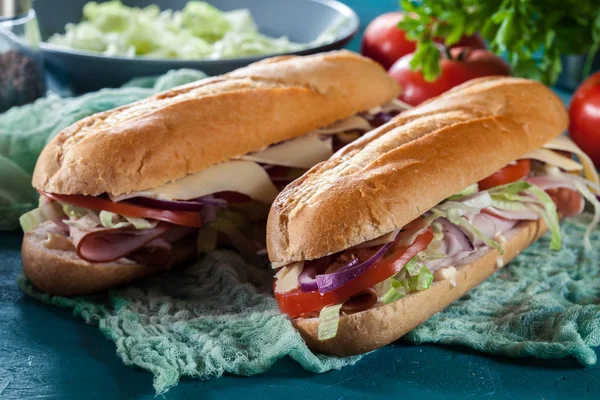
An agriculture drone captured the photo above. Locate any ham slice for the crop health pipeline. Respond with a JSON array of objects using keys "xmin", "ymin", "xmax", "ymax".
[
  {"xmin": 483, "ymin": 207, "xmax": 540, "ymax": 220},
  {"xmin": 71, "ymin": 224, "xmax": 172, "ymax": 263},
  {"xmin": 526, "ymin": 175, "xmax": 576, "ymax": 191},
  {"xmin": 341, "ymin": 288, "xmax": 378, "ymax": 313}
]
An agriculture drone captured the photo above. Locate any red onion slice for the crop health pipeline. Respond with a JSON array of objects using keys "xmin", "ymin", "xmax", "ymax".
[
  {"xmin": 196, "ymin": 196, "xmax": 228, "ymax": 207},
  {"xmin": 124, "ymin": 195, "xmax": 227, "ymax": 211},
  {"xmin": 128, "ymin": 197, "xmax": 204, "ymax": 211},
  {"xmin": 298, "ymin": 265, "xmax": 319, "ymax": 292},
  {"xmin": 315, "ymin": 241, "xmax": 394, "ymax": 294},
  {"xmin": 203, "ymin": 204, "xmax": 217, "ymax": 223}
]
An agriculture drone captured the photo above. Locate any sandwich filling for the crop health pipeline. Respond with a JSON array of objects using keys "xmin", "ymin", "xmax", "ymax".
[
  {"xmin": 20, "ymin": 100, "xmax": 409, "ymax": 267},
  {"xmin": 271, "ymin": 136, "xmax": 600, "ymax": 340}
]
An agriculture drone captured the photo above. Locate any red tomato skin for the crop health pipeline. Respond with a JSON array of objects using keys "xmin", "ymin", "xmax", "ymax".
[
  {"xmin": 569, "ymin": 72, "xmax": 600, "ymax": 167},
  {"xmin": 478, "ymin": 159, "xmax": 531, "ymax": 191},
  {"xmin": 389, "ymin": 47, "xmax": 510, "ymax": 106},
  {"xmin": 361, "ymin": 12, "xmax": 416, "ymax": 70},
  {"xmin": 546, "ymin": 188, "xmax": 585, "ymax": 217},
  {"xmin": 361, "ymin": 12, "xmax": 487, "ymax": 70},
  {"xmin": 41, "ymin": 192, "xmax": 203, "ymax": 227},
  {"xmin": 274, "ymin": 230, "xmax": 433, "ymax": 318}
]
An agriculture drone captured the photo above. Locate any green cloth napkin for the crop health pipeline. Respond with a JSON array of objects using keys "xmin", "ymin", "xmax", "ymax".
[
  {"xmin": 17, "ymin": 216, "xmax": 600, "ymax": 394},
  {"xmin": 4, "ymin": 71, "xmax": 600, "ymax": 394}
]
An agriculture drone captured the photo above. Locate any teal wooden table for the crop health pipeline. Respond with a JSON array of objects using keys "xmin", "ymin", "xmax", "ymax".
[{"xmin": 1, "ymin": 1, "xmax": 598, "ymax": 398}]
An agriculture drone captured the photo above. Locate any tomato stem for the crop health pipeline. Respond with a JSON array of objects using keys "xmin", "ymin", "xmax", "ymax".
[{"xmin": 456, "ymin": 47, "xmax": 472, "ymax": 62}]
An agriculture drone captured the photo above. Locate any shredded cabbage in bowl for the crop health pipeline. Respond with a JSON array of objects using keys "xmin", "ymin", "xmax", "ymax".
[{"xmin": 47, "ymin": 1, "xmax": 341, "ymax": 60}]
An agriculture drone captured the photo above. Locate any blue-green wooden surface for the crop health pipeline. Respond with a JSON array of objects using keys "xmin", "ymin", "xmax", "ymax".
[{"xmin": 0, "ymin": 1, "xmax": 596, "ymax": 398}]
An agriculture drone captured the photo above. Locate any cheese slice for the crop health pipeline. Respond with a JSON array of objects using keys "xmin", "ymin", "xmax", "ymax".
[
  {"xmin": 312, "ymin": 115, "xmax": 372, "ymax": 134},
  {"xmin": 274, "ymin": 262, "xmax": 304, "ymax": 293},
  {"xmin": 542, "ymin": 135, "xmax": 600, "ymax": 186},
  {"xmin": 522, "ymin": 148, "xmax": 583, "ymax": 172},
  {"xmin": 241, "ymin": 134, "xmax": 332, "ymax": 169},
  {"xmin": 123, "ymin": 160, "xmax": 279, "ymax": 203},
  {"xmin": 368, "ymin": 98, "xmax": 412, "ymax": 114}
]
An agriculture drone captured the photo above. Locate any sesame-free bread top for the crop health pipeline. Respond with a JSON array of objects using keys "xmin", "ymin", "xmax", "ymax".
[{"xmin": 32, "ymin": 50, "xmax": 400, "ymax": 196}]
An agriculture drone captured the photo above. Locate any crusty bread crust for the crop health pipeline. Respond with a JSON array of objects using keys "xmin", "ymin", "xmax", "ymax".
[
  {"xmin": 32, "ymin": 51, "xmax": 399, "ymax": 196},
  {"xmin": 293, "ymin": 219, "xmax": 548, "ymax": 356},
  {"xmin": 267, "ymin": 77, "xmax": 568, "ymax": 264},
  {"xmin": 21, "ymin": 221, "xmax": 195, "ymax": 296}
]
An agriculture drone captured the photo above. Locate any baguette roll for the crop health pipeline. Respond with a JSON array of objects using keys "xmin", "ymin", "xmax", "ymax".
[
  {"xmin": 267, "ymin": 77, "xmax": 568, "ymax": 264},
  {"xmin": 265, "ymin": 76, "xmax": 583, "ymax": 356}
]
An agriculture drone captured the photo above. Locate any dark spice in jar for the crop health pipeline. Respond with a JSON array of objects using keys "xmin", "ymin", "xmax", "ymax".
[{"xmin": 0, "ymin": 50, "xmax": 44, "ymax": 112}]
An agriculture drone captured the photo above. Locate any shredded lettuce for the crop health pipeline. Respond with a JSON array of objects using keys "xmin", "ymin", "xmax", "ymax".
[
  {"xmin": 522, "ymin": 185, "xmax": 562, "ymax": 250},
  {"xmin": 99, "ymin": 210, "xmax": 156, "ymax": 230},
  {"xmin": 317, "ymin": 303, "xmax": 343, "ymax": 341},
  {"xmin": 488, "ymin": 181, "xmax": 561, "ymax": 250},
  {"xmin": 491, "ymin": 198, "xmax": 527, "ymax": 211},
  {"xmin": 212, "ymin": 215, "xmax": 265, "ymax": 266},
  {"xmin": 488, "ymin": 181, "xmax": 532, "ymax": 195},
  {"xmin": 431, "ymin": 207, "xmax": 504, "ymax": 255},
  {"xmin": 405, "ymin": 265, "xmax": 434, "ymax": 291},
  {"xmin": 447, "ymin": 183, "xmax": 479, "ymax": 201},
  {"xmin": 418, "ymin": 239, "xmax": 448, "ymax": 262},
  {"xmin": 196, "ymin": 225, "xmax": 219, "ymax": 255},
  {"xmin": 62, "ymin": 203, "xmax": 89, "ymax": 219},
  {"xmin": 544, "ymin": 168, "xmax": 599, "ymax": 249},
  {"xmin": 181, "ymin": 1, "xmax": 231, "ymax": 42},
  {"xmin": 47, "ymin": 1, "xmax": 339, "ymax": 60},
  {"xmin": 404, "ymin": 258, "xmax": 423, "ymax": 277},
  {"xmin": 381, "ymin": 278, "xmax": 406, "ymax": 304},
  {"xmin": 19, "ymin": 202, "xmax": 65, "ymax": 233},
  {"xmin": 571, "ymin": 181, "xmax": 600, "ymax": 249},
  {"xmin": 459, "ymin": 192, "xmax": 493, "ymax": 209},
  {"xmin": 381, "ymin": 263, "xmax": 434, "ymax": 304},
  {"xmin": 63, "ymin": 213, "xmax": 100, "ymax": 230}
]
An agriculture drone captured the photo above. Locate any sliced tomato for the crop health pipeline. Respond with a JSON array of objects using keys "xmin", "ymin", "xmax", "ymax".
[
  {"xmin": 478, "ymin": 159, "xmax": 531, "ymax": 191},
  {"xmin": 274, "ymin": 230, "xmax": 434, "ymax": 318},
  {"xmin": 41, "ymin": 192, "xmax": 203, "ymax": 228},
  {"xmin": 546, "ymin": 187, "xmax": 585, "ymax": 217}
]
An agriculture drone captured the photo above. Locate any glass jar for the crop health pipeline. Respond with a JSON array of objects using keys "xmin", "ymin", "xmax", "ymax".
[{"xmin": 0, "ymin": 0, "xmax": 45, "ymax": 112}]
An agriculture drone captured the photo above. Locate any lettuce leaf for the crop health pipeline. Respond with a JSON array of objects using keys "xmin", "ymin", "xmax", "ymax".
[
  {"xmin": 181, "ymin": 1, "xmax": 231, "ymax": 42},
  {"xmin": 19, "ymin": 202, "xmax": 64, "ymax": 233},
  {"xmin": 99, "ymin": 210, "xmax": 157, "ymax": 230},
  {"xmin": 47, "ymin": 1, "xmax": 339, "ymax": 60},
  {"xmin": 317, "ymin": 303, "xmax": 343, "ymax": 340},
  {"xmin": 212, "ymin": 215, "xmax": 264, "ymax": 266},
  {"xmin": 381, "ymin": 264, "xmax": 434, "ymax": 304},
  {"xmin": 62, "ymin": 203, "xmax": 89, "ymax": 219},
  {"xmin": 488, "ymin": 180, "xmax": 561, "ymax": 250},
  {"xmin": 523, "ymin": 185, "xmax": 562, "ymax": 250},
  {"xmin": 381, "ymin": 278, "xmax": 406, "ymax": 304},
  {"xmin": 447, "ymin": 183, "xmax": 479, "ymax": 201},
  {"xmin": 572, "ymin": 180, "xmax": 600, "ymax": 249},
  {"xmin": 431, "ymin": 206, "xmax": 504, "ymax": 255},
  {"xmin": 196, "ymin": 224, "xmax": 219, "ymax": 255}
]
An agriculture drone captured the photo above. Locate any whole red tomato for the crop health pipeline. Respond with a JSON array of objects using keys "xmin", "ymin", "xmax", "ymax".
[
  {"xmin": 388, "ymin": 47, "xmax": 511, "ymax": 106},
  {"xmin": 569, "ymin": 72, "xmax": 600, "ymax": 167},
  {"xmin": 361, "ymin": 12, "xmax": 486, "ymax": 70}
]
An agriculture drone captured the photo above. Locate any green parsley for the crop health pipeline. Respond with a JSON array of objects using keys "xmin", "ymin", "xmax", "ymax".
[{"xmin": 398, "ymin": 0, "xmax": 600, "ymax": 84}]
